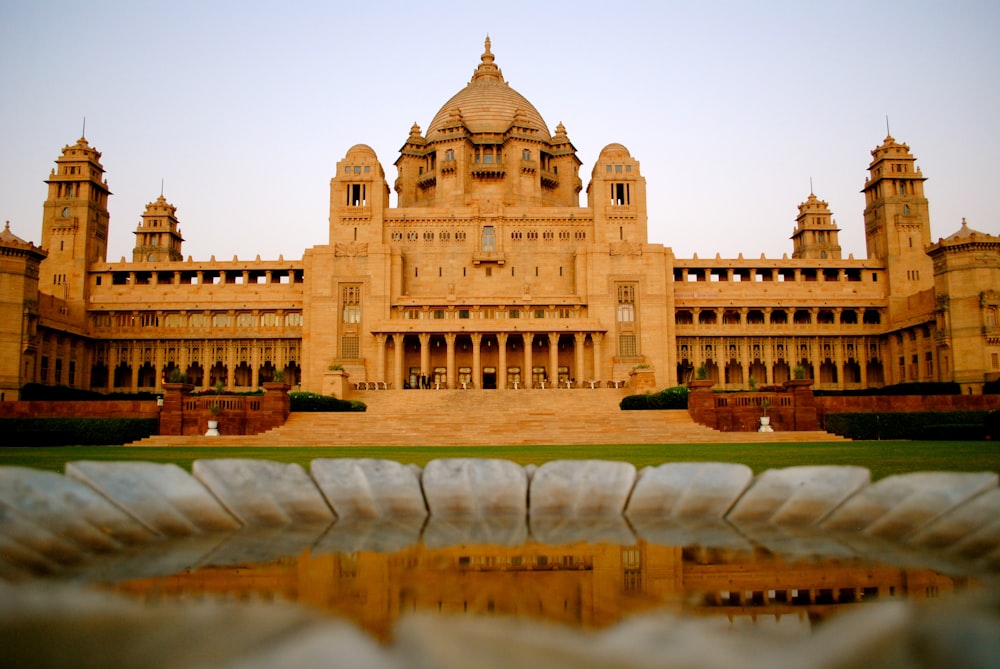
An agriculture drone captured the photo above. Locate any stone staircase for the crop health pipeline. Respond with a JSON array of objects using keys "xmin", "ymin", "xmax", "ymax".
[{"xmin": 130, "ymin": 389, "xmax": 848, "ymax": 446}]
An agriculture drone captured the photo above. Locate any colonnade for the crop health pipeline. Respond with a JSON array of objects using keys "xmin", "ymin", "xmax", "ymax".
[{"xmin": 370, "ymin": 331, "xmax": 608, "ymax": 390}]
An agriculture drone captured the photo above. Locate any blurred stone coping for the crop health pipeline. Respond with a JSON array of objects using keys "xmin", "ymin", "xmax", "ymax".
[{"xmin": 1, "ymin": 458, "xmax": 998, "ymax": 669}]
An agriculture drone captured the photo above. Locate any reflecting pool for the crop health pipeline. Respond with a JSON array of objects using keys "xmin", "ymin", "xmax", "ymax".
[{"xmin": 98, "ymin": 535, "xmax": 980, "ymax": 642}]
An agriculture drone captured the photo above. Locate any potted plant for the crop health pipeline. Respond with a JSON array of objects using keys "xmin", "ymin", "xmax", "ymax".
[
  {"xmin": 272, "ymin": 368, "xmax": 285, "ymax": 383},
  {"xmin": 206, "ymin": 401, "xmax": 221, "ymax": 436},
  {"xmin": 758, "ymin": 397, "xmax": 773, "ymax": 432}
]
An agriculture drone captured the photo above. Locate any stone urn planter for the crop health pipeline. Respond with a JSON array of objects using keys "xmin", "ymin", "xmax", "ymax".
[
  {"xmin": 758, "ymin": 416, "xmax": 774, "ymax": 432},
  {"xmin": 205, "ymin": 419, "xmax": 220, "ymax": 437}
]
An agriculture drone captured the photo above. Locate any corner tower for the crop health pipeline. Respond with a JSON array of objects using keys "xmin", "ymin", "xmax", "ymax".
[
  {"xmin": 40, "ymin": 136, "xmax": 111, "ymax": 311},
  {"xmin": 862, "ymin": 135, "xmax": 933, "ymax": 296}
]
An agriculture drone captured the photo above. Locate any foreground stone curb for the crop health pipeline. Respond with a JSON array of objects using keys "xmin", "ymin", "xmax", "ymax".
[
  {"xmin": 66, "ymin": 461, "xmax": 241, "ymax": 536},
  {"xmin": 192, "ymin": 459, "xmax": 333, "ymax": 526},
  {"xmin": 0, "ymin": 459, "xmax": 996, "ymax": 574}
]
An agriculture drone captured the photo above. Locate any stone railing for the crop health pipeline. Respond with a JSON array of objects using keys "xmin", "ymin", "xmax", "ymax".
[
  {"xmin": 159, "ymin": 382, "xmax": 290, "ymax": 436},
  {"xmin": 687, "ymin": 379, "xmax": 819, "ymax": 431},
  {"xmin": 1, "ymin": 458, "xmax": 997, "ymax": 668}
]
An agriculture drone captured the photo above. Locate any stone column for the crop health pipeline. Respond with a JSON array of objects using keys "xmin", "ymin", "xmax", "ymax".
[
  {"xmin": 374, "ymin": 334, "xmax": 386, "ymax": 384},
  {"xmin": 471, "ymin": 333, "xmax": 482, "ymax": 389},
  {"xmin": 418, "ymin": 333, "xmax": 431, "ymax": 384},
  {"xmin": 523, "ymin": 334, "xmax": 533, "ymax": 388},
  {"xmin": 574, "ymin": 332, "xmax": 585, "ymax": 386},
  {"xmin": 497, "ymin": 333, "xmax": 508, "ymax": 390},
  {"xmin": 393, "ymin": 334, "xmax": 405, "ymax": 390},
  {"xmin": 130, "ymin": 344, "xmax": 140, "ymax": 392},
  {"xmin": 548, "ymin": 332, "xmax": 559, "ymax": 386},
  {"xmin": 592, "ymin": 333, "xmax": 603, "ymax": 382},
  {"xmin": 445, "ymin": 333, "xmax": 457, "ymax": 389},
  {"xmin": 250, "ymin": 343, "xmax": 260, "ymax": 389}
]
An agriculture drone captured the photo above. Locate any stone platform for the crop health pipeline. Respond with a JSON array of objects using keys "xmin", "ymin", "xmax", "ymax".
[{"xmin": 132, "ymin": 389, "xmax": 847, "ymax": 446}]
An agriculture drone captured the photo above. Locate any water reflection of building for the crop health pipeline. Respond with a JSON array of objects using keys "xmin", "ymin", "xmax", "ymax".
[{"xmin": 108, "ymin": 540, "xmax": 970, "ymax": 640}]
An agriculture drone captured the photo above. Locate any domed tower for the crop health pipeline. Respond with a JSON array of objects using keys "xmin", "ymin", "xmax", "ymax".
[
  {"xmin": 791, "ymin": 192, "xmax": 841, "ymax": 259},
  {"xmin": 586, "ymin": 143, "xmax": 648, "ymax": 245},
  {"xmin": 132, "ymin": 194, "xmax": 184, "ymax": 262},
  {"xmin": 394, "ymin": 37, "xmax": 582, "ymax": 210}
]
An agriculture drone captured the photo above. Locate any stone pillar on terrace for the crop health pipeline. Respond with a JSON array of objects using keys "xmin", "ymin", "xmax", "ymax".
[
  {"xmin": 574, "ymin": 333, "xmax": 585, "ymax": 386},
  {"xmin": 784, "ymin": 378, "xmax": 818, "ymax": 430},
  {"xmin": 374, "ymin": 334, "xmax": 386, "ymax": 385},
  {"xmin": 159, "ymin": 382, "xmax": 193, "ymax": 435},
  {"xmin": 393, "ymin": 334, "xmax": 404, "ymax": 389},
  {"xmin": 471, "ymin": 333, "xmax": 482, "ymax": 389},
  {"xmin": 592, "ymin": 333, "xmax": 603, "ymax": 382},
  {"xmin": 497, "ymin": 333, "xmax": 508, "ymax": 390},
  {"xmin": 548, "ymin": 332, "xmax": 559, "ymax": 386},
  {"xmin": 686, "ymin": 379, "xmax": 716, "ymax": 428},
  {"xmin": 445, "ymin": 333, "xmax": 457, "ymax": 389},
  {"xmin": 419, "ymin": 333, "xmax": 431, "ymax": 381},
  {"xmin": 523, "ymin": 334, "xmax": 533, "ymax": 387}
]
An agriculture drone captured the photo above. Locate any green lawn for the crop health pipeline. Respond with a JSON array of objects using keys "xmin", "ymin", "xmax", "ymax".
[{"xmin": 1, "ymin": 441, "xmax": 997, "ymax": 480}]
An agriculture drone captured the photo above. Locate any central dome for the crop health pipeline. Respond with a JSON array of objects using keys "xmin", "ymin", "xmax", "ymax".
[{"xmin": 426, "ymin": 38, "xmax": 550, "ymax": 141}]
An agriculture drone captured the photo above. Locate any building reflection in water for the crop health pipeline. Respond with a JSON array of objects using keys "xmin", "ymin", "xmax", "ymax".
[{"xmin": 105, "ymin": 539, "xmax": 974, "ymax": 642}]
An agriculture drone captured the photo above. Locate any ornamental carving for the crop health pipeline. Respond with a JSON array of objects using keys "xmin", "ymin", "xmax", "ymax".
[
  {"xmin": 980, "ymin": 290, "xmax": 1000, "ymax": 307},
  {"xmin": 335, "ymin": 242, "xmax": 368, "ymax": 257},
  {"xmin": 609, "ymin": 241, "xmax": 642, "ymax": 257}
]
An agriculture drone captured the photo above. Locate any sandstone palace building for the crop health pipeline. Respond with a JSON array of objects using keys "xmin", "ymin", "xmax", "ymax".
[{"xmin": 2, "ymin": 39, "xmax": 999, "ymax": 401}]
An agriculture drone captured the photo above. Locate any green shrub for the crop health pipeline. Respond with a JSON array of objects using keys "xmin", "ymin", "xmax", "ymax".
[
  {"xmin": 0, "ymin": 417, "xmax": 158, "ymax": 446},
  {"xmin": 289, "ymin": 392, "xmax": 366, "ymax": 412},
  {"xmin": 824, "ymin": 411, "xmax": 992, "ymax": 440},
  {"xmin": 986, "ymin": 410, "xmax": 1000, "ymax": 439},
  {"xmin": 620, "ymin": 385, "xmax": 689, "ymax": 410}
]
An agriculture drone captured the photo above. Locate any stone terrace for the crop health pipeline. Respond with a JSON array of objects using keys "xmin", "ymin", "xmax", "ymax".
[{"xmin": 132, "ymin": 388, "xmax": 847, "ymax": 446}]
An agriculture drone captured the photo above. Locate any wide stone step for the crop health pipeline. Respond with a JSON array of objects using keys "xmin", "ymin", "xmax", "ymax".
[{"xmin": 129, "ymin": 389, "xmax": 847, "ymax": 447}]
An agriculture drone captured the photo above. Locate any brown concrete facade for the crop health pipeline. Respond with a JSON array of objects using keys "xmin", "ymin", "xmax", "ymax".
[{"xmin": 1, "ymin": 39, "xmax": 997, "ymax": 400}]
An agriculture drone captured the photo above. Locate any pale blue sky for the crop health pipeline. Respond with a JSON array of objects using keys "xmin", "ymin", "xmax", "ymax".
[{"xmin": 1, "ymin": 1, "xmax": 997, "ymax": 262}]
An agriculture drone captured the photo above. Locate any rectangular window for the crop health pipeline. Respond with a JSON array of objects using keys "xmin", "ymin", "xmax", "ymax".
[
  {"xmin": 509, "ymin": 309, "xmax": 520, "ymax": 319},
  {"xmin": 40, "ymin": 356, "xmax": 49, "ymax": 382}
]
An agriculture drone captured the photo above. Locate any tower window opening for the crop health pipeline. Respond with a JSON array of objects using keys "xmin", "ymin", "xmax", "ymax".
[
  {"xmin": 610, "ymin": 182, "xmax": 630, "ymax": 206},
  {"xmin": 347, "ymin": 183, "xmax": 366, "ymax": 207}
]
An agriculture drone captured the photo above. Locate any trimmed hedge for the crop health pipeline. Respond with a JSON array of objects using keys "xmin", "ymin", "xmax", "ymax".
[
  {"xmin": 20, "ymin": 383, "xmax": 159, "ymax": 402},
  {"xmin": 823, "ymin": 411, "xmax": 992, "ymax": 440},
  {"xmin": 289, "ymin": 392, "xmax": 366, "ymax": 412},
  {"xmin": 620, "ymin": 385, "xmax": 689, "ymax": 411},
  {"xmin": 0, "ymin": 417, "xmax": 159, "ymax": 446}
]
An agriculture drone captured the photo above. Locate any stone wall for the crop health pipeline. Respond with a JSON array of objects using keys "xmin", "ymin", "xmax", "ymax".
[{"xmin": 0, "ymin": 400, "xmax": 158, "ymax": 419}]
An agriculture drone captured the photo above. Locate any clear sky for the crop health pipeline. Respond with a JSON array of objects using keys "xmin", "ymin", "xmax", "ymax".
[{"xmin": 1, "ymin": 1, "xmax": 997, "ymax": 263}]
